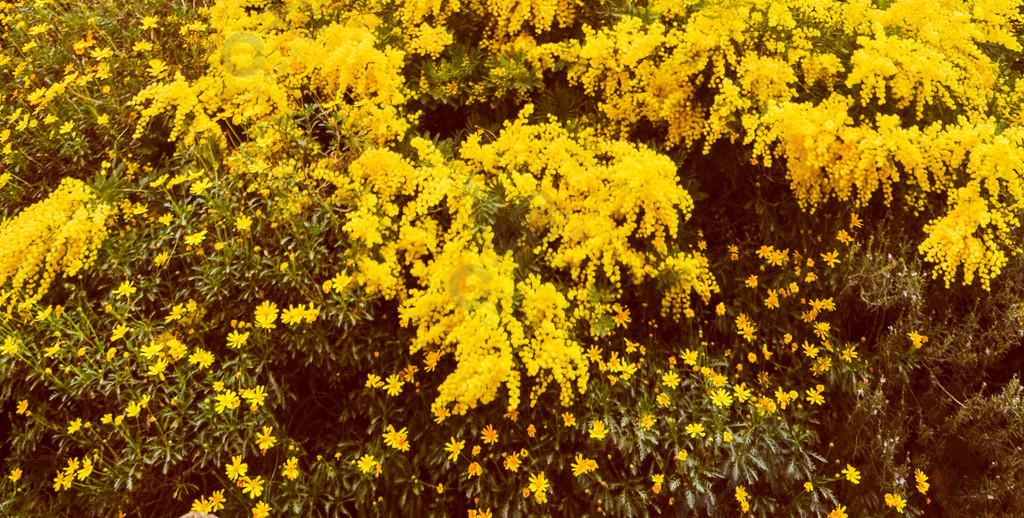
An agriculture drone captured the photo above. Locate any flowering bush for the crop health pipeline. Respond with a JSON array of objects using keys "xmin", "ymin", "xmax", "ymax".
[{"xmin": 2, "ymin": 0, "xmax": 1024, "ymax": 516}]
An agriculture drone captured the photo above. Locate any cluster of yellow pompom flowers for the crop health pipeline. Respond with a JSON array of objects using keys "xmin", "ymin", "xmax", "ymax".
[{"xmin": 0, "ymin": 178, "xmax": 111, "ymax": 316}]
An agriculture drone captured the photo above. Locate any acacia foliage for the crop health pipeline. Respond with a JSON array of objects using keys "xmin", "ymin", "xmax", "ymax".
[{"xmin": 1, "ymin": 0, "xmax": 1023, "ymax": 516}]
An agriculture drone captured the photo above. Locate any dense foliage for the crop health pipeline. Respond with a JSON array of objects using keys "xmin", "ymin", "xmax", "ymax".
[{"xmin": 2, "ymin": 0, "xmax": 1024, "ymax": 516}]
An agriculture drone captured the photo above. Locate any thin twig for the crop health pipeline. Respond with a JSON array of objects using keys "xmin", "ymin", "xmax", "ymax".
[{"xmin": 923, "ymin": 362, "xmax": 965, "ymax": 408}]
